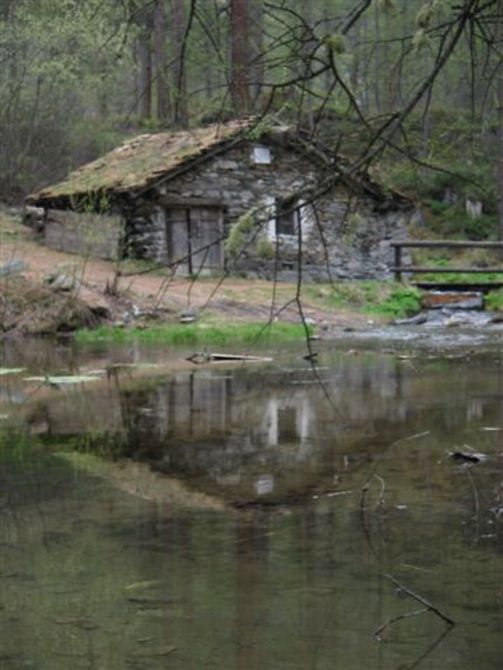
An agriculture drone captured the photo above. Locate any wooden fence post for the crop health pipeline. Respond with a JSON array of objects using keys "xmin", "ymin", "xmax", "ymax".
[{"xmin": 394, "ymin": 245, "xmax": 402, "ymax": 282}]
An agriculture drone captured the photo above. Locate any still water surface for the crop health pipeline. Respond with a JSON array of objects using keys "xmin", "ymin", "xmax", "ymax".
[{"xmin": 1, "ymin": 337, "xmax": 503, "ymax": 669}]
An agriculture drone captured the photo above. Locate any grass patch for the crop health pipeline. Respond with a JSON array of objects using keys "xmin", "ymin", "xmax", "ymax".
[
  {"xmin": 75, "ymin": 321, "xmax": 312, "ymax": 346},
  {"xmin": 418, "ymin": 270, "xmax": 503, "ymax": 283},
  {"xmin": 486, "ymin": 290, "xmax": 503, "ymax": 312},
  {"xmin": 0, "ymin": 426, "xmax": 52, "ymax": 465},
  {"xmin": 0, "ymin": 207, "xmax": 26, "ymax": 241},
  {"xmin": 305, "ymin": 281, "xmax": 421, "ymax": 319},
  {"xmin": 367, "ymin": 286, "xmax": 421, "ymax": 318}
]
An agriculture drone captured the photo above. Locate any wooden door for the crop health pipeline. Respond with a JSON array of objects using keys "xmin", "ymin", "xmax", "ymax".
[
  {"xmin": 166, "ymin": 208, "xmax": 190, "ymax": 275},
  {"xmin": 165, "ymin": 206, "xmax": 223, "ymax": 276},
  {"xmin": 189, "ymin": 207, "xmax": 224, "ymax": 275}
]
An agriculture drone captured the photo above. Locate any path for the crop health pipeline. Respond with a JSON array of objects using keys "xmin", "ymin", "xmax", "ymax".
[{"xmin": 0, "ymin": 213, "xmax": 368, "ymax": 329}]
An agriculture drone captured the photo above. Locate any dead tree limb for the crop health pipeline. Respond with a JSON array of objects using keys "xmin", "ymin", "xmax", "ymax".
[
  {"xmin": 383, "ymin": 574, "xmax": 456, "ymax": 628},
  {"xmin": 374, "ymin": 607, "xmax": 429, "ymax": 641}
]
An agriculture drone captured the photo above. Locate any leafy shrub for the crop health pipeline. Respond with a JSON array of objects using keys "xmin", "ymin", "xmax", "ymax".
[
  {"xmin": 256, "ymin": 237, "xmax": 275, "ymax": 260},
  {"xmin": 371, "ymin": 285, "xmax": 422, "ymax": 318}
]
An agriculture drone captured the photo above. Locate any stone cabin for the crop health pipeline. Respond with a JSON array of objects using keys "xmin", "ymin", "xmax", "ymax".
[{"xmin": 25, "ymin": 119, "xmax": 412, "ymax": 281}]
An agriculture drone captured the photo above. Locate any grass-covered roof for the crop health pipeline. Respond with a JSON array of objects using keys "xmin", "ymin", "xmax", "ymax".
[
  {"xmin": 27, "ymin": 118, "xmax": 411, "ymax": 210},
  {"xmin": 29, "ymin": 119, "xmax": 251, "ymax": 204}
]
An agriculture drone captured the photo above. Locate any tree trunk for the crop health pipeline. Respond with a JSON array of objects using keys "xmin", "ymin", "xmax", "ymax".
[
  {"xmin": 171, "ymin": 0, "xmax": 188, "ymax": 128},
  {"xmin": 498, "ymin": 77, "xmax": 503, "ymax": 241},
  {"xmin": 137, "ymin": 7, "xmax": 153, "ymax": 121},
  {"xmin": 497, "ymin": 2, "xmax": 503, "ymax": 241},
  {"xmin": 230, "ymin": 0, "xmax": 251, "ymax": 114},
  {"xmin": 154, "ymin": 0, "xmax": 170, "ymax": 123},
  {"xmin": 249, "ymin": 0, "xmax": 264, "ymax": 111},
  {"xmin": 373, "ymin": 1, "xmax": 382, "ymax": 114},
  {"xmin": 296, "ymin": 0, "xmax": 315, "ymax": 130}
]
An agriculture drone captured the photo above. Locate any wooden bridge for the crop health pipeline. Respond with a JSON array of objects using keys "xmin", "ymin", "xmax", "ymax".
[{"xmin": 391, "ymin": 240, "xmax": 503, "ymax": 291}]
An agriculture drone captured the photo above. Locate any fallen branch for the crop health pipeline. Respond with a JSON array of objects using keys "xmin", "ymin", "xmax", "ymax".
[
  {"xmin": 383, "ymin": 574, "xmax": 455, "ymax": 627},
  {"xmin": 360, "ymin": 473, "xmax": 385, "ymax": 511},
  {"xmin": 187, "ymin": 352, "xmax": 273, "ymax": 365},
  {"xmin": 374, "ymin": 607, "xmax": 428, "ymax": 641}
]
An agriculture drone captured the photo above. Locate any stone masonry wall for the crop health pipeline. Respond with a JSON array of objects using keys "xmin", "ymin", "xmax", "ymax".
[
  {"xmin": 123, "ymin": 140, "xmax": 412, "ymax": 280},
  {"xmin": 45, "ymin": 209, "xmax": 124, "ymax": 261}
]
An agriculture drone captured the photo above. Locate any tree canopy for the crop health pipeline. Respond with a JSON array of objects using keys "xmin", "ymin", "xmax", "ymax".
[{"xmin": 1, "ymin": 0, "xmax": 502, "ymax": 236}]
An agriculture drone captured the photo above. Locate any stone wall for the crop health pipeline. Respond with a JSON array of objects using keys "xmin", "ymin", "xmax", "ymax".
[
  {"xmin": 44, "ymin": 209, "xmax": 124, "ymax": 260},
  {"xmin": 124, "ymin": 140, "xmax": 412, "ymax": 281}
]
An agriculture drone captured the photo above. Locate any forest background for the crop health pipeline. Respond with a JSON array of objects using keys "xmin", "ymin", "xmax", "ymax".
[{"xmin": 1, "ymin": 0, "xmax": 502, "ymax": 243}]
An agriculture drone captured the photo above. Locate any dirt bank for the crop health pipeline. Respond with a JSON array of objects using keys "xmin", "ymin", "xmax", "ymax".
[{"xmin": 0, "ymin": 208, "xmax": 371, "ymax": 336}]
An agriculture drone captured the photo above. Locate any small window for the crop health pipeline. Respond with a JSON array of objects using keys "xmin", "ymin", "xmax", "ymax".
[
  {"xmin": 252, "ymin": 145, "xmax": 271, "ymax": 164},
  {"xmin": 275, "ymin": 198, "xmax": 299, "ymax": 237}
]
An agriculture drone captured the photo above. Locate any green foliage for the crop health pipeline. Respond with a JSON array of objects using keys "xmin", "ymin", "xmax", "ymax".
[
  {"xmin": 0, "ymin": 426, "xmax": 44, "ymax": 464},
  {"xmin": 386, "ymin": 110, "xmax": 497, "ymax": 223},
  {"xmin": 305, "ymin": 281, "xmax": 421, "ymax": 319},
  {"xmin": 421, "ymin": 199, "xmax": 498, "ymax": 240},
  {"xmin": 53, "ymin": 431, "xmax": 127, "ymax": 460},
  {"xmin": 369, "ymin": 285, "xmax": 422, "ymax": 318},
  {"xmin": 419, "ymin": 270, "xmax": 503, "ymax": 283},
  {"xmin": 416, "ymin": 6, "xmax": 434, "ymax": 29},
  {"xmin": 75, "ymin": 322, "xmax": 311, "ymax": 346},
  {"xmin": 412, "ymin": 29, "xmax": 428, "ymax": 53},
  {"xmin": 256, "ymin": 236, "xmax": 275, "ymax": 260},
  {"xmin": 416, "ymin": 1, "xmax": 447, "ymax": 28},
  {"xmin": 485, "ymin": 290, "xmax": 503, "ymax": 312},
  {"xmin": 323, "ymin": 34, "xmax": 346, "ymax": 55},
  {"xmin": 225, "ymin": 209, "xmax": 258, "ymax": 258},
  {"xmin": 0, "ymin": 0, "xmax": 133, "ymax": 198},
  {"xmin": 245, "ymin": 117, "xmax": 272, "ymax": 141},
  {"xmin": 378, "ymin": 0, "xmax": 397, "ymax": 12}
]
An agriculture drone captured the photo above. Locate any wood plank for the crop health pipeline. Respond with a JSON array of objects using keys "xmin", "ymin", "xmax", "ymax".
[
  {"xmin": 391, "ymin": 266, "xmax": 503, "ymax": 274},
  {"xmin": 415, "ymin": 282, "xmax": 503, "ymax": 293},
  {"xmin": 390, "ymin": 240, "xmax": 503, "ymax": 249},
  {"xmin": 158, "ymin": 196, "xmax": 225, "ymax": 208}
]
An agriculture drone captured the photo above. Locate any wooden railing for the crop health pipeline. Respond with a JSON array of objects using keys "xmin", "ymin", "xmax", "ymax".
[{"xmin": 390, "ymin": 240, "xmax": 503, "ymax": 282}]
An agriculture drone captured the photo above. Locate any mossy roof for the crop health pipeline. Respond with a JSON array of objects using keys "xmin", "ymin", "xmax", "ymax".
[
  {"xmin": 29, "ymin": 119, "xmax": 252, "ymax": 204},
  {"xmin": 27, "ymin": 118, "xmax": 411, "ymax": 209}
]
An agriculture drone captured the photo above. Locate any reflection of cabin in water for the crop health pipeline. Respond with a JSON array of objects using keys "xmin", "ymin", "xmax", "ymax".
[
  {"xmin": 26, "ymin": 119, "xmax": 412, "ymax": 280},
  {"xmin": 24, "ymin": 361, "xmax": 501, "ymax": 502},
  {"xmin": 127, "ymin": 372, "xmax": 315, "ymax": 456}
]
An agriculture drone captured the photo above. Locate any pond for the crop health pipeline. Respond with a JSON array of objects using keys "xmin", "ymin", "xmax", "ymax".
[{"xmin": 1, "ymin": 335, "xmax": 503, "ymax": 669}]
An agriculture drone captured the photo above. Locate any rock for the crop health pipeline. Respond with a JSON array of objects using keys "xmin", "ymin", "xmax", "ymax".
[
  {"xmin": 179, "ymin": 308, "xmax": 199, "ymax": 324},
  {"xmin": 394, "ymin": 312, "xmax": 428, "ymax": 326},
  {"xmin": 23, "ymin": 205, "xmax": 45, "ymax": 231},
  {"xmin": 466, "ymin": 198, "xmax": 483, "ymax": 219},
  {"xmin": 46, "ymin": 272, "xmax": 77, "ymax": 292},
  {"xmin": 449, "ymin": 449, "xmax": 487, "ymax": 463},
  {"xmin": 216, "ymin": 160, "xmax": 238, "ymax": 170},
  {"xmin": 0, "ymin": 260, "xmax": 28, "ymax": 277}
]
